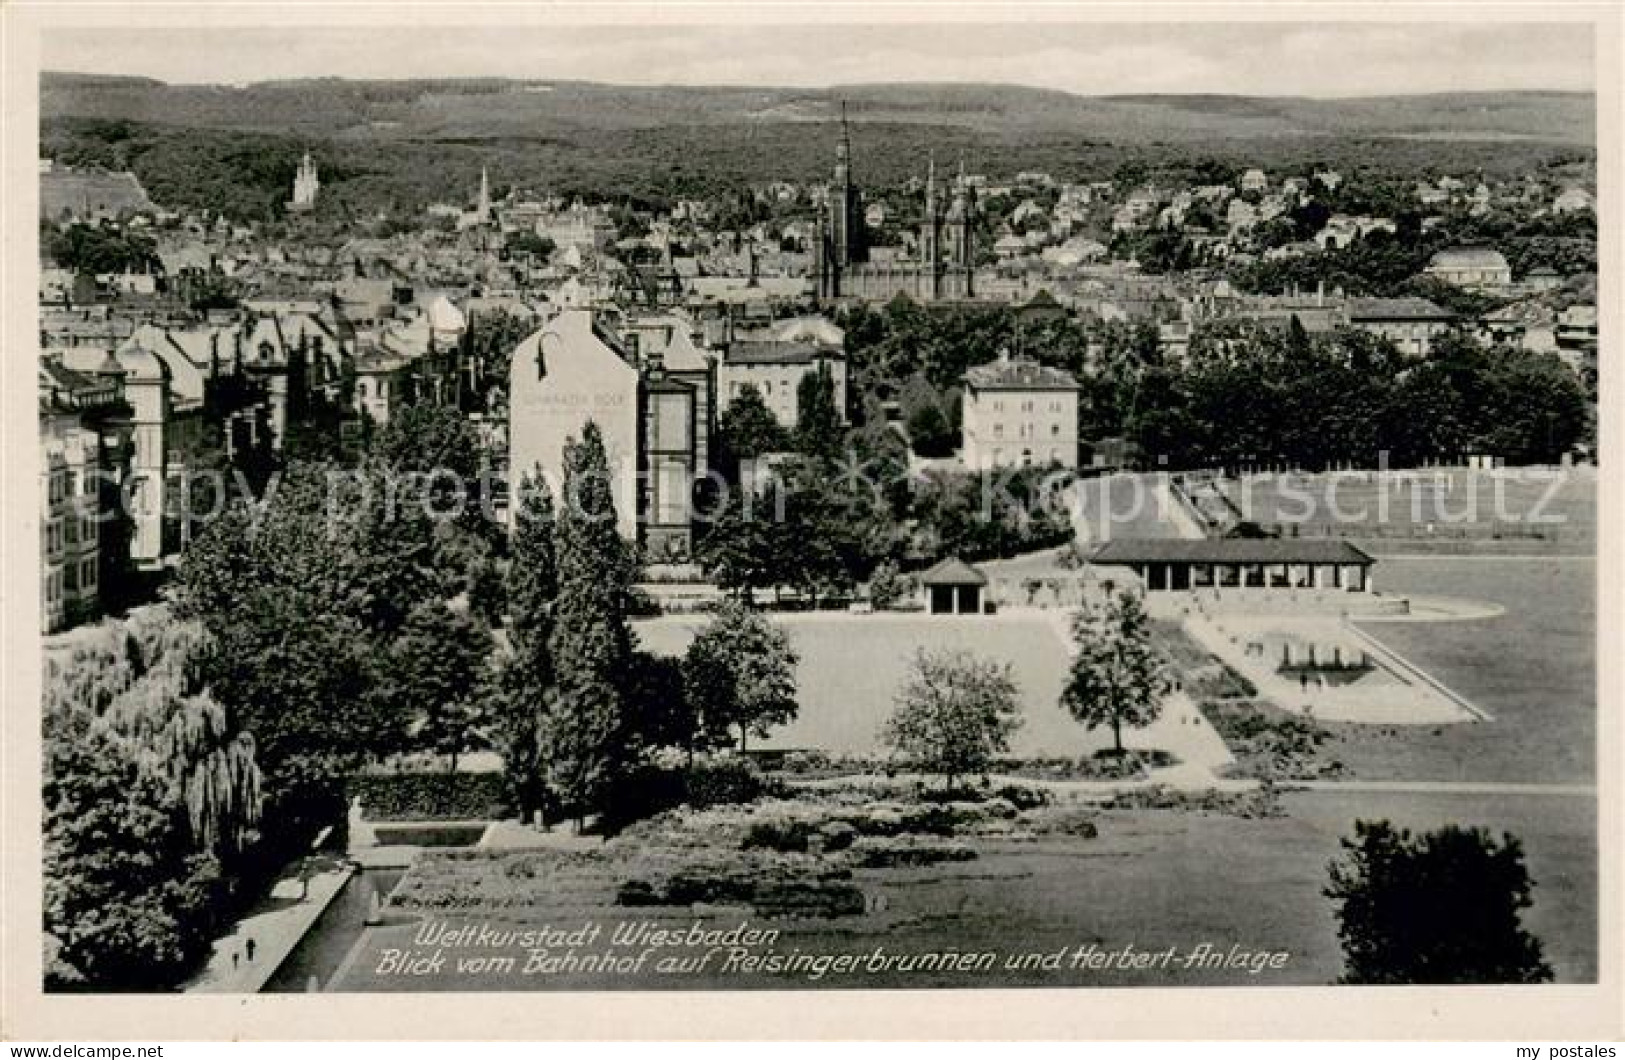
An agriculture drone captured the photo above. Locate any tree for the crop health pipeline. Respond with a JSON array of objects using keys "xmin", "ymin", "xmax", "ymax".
[
  {"xmin": 716, "ymin": 383, "xmax": 788, "ymax": 472},
  {"xmin": 1326, "ymin": 820, "xmax": 1554, "ymax": 984},
  {"xmin": 693, "ymin": 486, "xmax": 786, "ymax": 600},
  {"xmin": 496, "ymin": 469, "xmax": 558, "ymax": 821},
  {"xmin": 43, "ymin": 610, "xmax": 261, "ymax": 991},
  {"xmin": 370, "ymin": 402, "xmax": 486, "ymax": 524},
  {"xmin": 176, "ymin": 460, "xmax": 435, "ymax": 852},
  {"xmin": 45, "ymin": 726, "xmax": 224, "ymax": 991},
  {"xmin": 795, "ymin": 362, "xmax": 844, "ymax": 459},
  {"xmin": 884, "ymin": 648, "xmax": 1023, "ymax": 789},
  {"xmin": 623, "ymin": 649, "xmax": 696, "ymax": 759},
  {"xmin": 383, "ymin": 599, "xmax": 493, "ymax": 772},
  {"xmin": 545, "ymin": 422, "xmax": 635, "ymax": 825},
  {"xmin": 1060, "ymin": 589, "xmax": 1171, "ymax": 756},
  {"xmin": 682, "ymin": 599, "xmax": 799, "ymax": 753}
]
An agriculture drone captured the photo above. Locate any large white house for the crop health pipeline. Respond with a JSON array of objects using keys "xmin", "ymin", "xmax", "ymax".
[
  {"xmin": 960, "ymin": 351, "xmax": 1080, "ymax": 470},
  {"xmin": 1424, "ymin": 246, "xmax": 1512, "ymax": 292}
]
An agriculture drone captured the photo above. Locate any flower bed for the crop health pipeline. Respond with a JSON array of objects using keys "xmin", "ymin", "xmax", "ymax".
[{"xmin": 1196, "ymin": 699, "xmax": 1347, "ymax": 781}]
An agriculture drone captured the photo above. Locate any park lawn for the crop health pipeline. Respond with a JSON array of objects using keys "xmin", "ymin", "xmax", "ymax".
[
  {"xmin": 633, "ymin": 614, "xmax": 1102, "ymax": 759},
  {"xmin": 1337, "ymin": 556, "xmax": 1596, "ymax": 785},
  {"xmin": 325, "ymin": 791, "xmax": 1594, "ymax": 991},
  {"xmin": 1279, "ymin": 789, "xmax": 1597, "ymax": 984}
]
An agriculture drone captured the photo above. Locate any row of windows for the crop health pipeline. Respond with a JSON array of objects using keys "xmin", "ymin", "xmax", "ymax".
[
  {"xmin": 990, "ymin": 399, "xmax": 1068, "ymax": 414},
  {"xmin": 987, "ymin": 447, "xmax": 1069, "ymax": 466},
  {"xmin": 991, "ymin": 423, "xmax": 1066, "ymax": 440}
]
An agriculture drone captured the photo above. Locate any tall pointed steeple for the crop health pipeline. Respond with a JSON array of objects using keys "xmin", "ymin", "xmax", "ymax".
[{"xmin": 477, "ymin": 166, "xmax": 491, "ymax": 222}]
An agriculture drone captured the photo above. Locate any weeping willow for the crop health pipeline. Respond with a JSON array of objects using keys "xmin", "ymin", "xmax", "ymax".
[{"xmin": 44, "ymin": 608, "xmax": 263, "ymax": 857}]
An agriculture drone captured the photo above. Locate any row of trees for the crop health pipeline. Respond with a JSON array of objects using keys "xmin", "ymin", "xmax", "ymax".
[
  {"xmin": 493, "ymin": 428, "xmax": 803, "ymax": 826},
  {"xmin": 700, "ymin": 357, "xmax": 1075, "ymax": 603},
  {"xmin": 885, "ymin": 589, "xmax": 1169, "ymax": 790},
  {"xmin": 841, "ymin": 296, "xmax": 1589, "ymax": 471}
]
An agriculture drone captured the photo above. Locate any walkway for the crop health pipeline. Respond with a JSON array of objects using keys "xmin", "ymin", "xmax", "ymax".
[
  {"xmin": 1290, "ymin": 780, "xmax": 1595, "ymax": 798},
  {"xmin": 1039, "ymin": 609, "xmax": 1236, "ymax": 790},
  {"xmin": 183, "ymin": 854, "xmax": 354, "ymax": 994}
]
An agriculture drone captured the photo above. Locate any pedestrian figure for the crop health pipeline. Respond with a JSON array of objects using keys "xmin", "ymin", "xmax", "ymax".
[
  {"xmin": 246, "ymin": 937, "xmax": 256, "ymax": 962},
  {"xmin": 232, "ymin": 951, "xmax": 240, "ymax": 970}
]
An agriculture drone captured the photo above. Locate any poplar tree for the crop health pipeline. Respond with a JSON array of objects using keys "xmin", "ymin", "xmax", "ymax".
[
  {"xmin": 544, "ymin": 423, "xmax": 634, "ymax": 827},
  {"xmin": 496, "ymin": 468, "xmax": 558, "ymax": 821}
]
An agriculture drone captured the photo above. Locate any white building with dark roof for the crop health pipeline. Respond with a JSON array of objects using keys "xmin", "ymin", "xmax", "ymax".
[
  {"xmin": 717, "ymin": 317, "xmax": 846, "ymax": 430},
  {"xmin": 961, "ymin": 351, "xmax": 1080, "ymax": 470},
  {"xmin": 1424, "ymin": 246, "xmax": 1512, "ymax": 292},
  {"xmin": 1346, "ymin": 297, "xmax": 1457, "ymax": 358}
]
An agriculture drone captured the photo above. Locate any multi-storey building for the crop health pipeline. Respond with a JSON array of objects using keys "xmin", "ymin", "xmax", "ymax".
[
  {"xmin": 960, "ymin": 352, "xmax": 1080, "ymax": 471},
  {"xmin": 39, "ymin": 359, "xmax": 126, "ymax": 633},
  {"xmin": 507, "ymin": 309, "xmax": 710, "ymax": 561},
  {"xmin": 717, "ymin": 315, "xmax": 847, "ymax": 432}
]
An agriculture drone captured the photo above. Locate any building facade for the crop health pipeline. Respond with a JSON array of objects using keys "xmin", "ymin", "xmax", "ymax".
[
  {"xmin": 1424, "ymin": 246, "xmax": 1512, "ymax": 291},
  {"xmin": 960, "ymin": 352, "xmax": 1080, "ymax": 470},
  {"xmin": 717, "ymin": 317, "xmax": 848, "ymax": 432},
  {"xmin": 508, "ymin": 309, "xmax": 711, "ymax": 558}
]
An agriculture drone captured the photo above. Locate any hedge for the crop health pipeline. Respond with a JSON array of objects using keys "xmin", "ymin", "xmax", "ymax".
[{"xmin": 350, "ymin": 771, "xmax": 508, "ymax": 822}]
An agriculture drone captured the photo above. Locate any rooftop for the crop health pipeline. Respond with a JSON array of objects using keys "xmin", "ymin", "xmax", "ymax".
[
  {"xmin": 1088, "ymin": 537, "xmax": 1374, "ymax": 567},
  {"xmin": 1428, "ymin": 246, "xmax": 1510, "ymax": 269},
  {"xmin": 1347, "ymin": 297, "xmax": 1456, "ymax": 322},
  {"xmin": 918, "ymin": 556, "xmax": 989, "ymax": 586},
  {"xmin": 964, "ymin": 355, "xmax": 1079, "ymax": 392},
  {"xmin": 725, "ymin": 340, "xmax": 840, "ymax": 367}
]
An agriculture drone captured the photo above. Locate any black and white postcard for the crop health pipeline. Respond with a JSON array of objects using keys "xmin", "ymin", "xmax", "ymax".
[{"xmin": 2, "ymin": 1, "xmax": 1620, "ymax": 1042}]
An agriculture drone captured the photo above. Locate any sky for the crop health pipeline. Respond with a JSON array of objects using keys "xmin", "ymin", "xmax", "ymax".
[{"xmin": 42, "ymin": 21, "xmax": 1595, "ymax": 98}]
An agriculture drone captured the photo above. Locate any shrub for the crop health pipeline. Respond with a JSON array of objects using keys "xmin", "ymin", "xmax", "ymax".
[
  {"xmin": 851, "ymin": 836, "xmax": 977, "ymax": 868},
  {"xmin": 754, "ymin": 879, "xmax": 868, "ymax": 917},
  {"xmin": 741, "ymin": 816, "xmax": 818, "ymax": 853},
  {"xmin": 994, "ymin": 784, "xmax": 1051, "ymax": 811},
  {"xmin": 350, "ymin": 772, "xmax": 507, "ymax": 822},
  {"xmin": 1027, "ymin": 807, "xmax": 1100, "ymax": 838},
  {"xmin": 687, "ymin": 756, "xmax": 775, "ymax": 809},
  {"xmin": 818, "ymin": 820, "xmax": 858, "ymax": 852},
  {"xmin": 1104, "ymin": 785, "xmax": 1283, "ymax": 818}
]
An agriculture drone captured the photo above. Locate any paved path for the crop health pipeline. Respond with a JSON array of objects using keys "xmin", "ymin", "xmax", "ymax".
[
  {"xmin": 184, "ymin": 855, "xmax": 354, "ymax": 994},
  {"xmin": 1290, "ymin": 780, "xmax": 1596, "ymax": 798}
]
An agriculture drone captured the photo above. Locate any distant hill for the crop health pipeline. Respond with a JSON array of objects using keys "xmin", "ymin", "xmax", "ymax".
[
  {"xmin": 41, "ymin": 73, "xmax": 1596, "ymax": 146},
  {"xmin": 37, "ymin": 73, "xmax": 1596, "ymax": 223}
]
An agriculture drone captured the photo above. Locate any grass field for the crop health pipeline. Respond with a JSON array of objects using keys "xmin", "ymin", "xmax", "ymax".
[
  {"xmin": 633, "ymin": 614, "xmax": 1100, "ymax": 759},
  {"xmin": 1339, "ymin": 556, "xmax": 1596, "ymax": 784},
  {"xmin": 1222, "ymin": 469, "xmax": 1596, "ymax": 554},
  {"xmin": 325, "ymin": 790, "xmax": 1595, "ymax": 991}
]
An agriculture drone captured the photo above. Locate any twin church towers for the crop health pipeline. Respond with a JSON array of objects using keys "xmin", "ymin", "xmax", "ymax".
[{"xmin": 812, "ymin": 104, "xmax": 980, "ymax": 302}]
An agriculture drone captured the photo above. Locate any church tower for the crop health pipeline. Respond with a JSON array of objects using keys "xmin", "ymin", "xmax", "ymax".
[
  {"xmin": 287, "ymin": 151, "xmax": 319, "ymax": 213},
  {"xmin": 920, "ymin": 154, "xmax": 943, "ymax": 300},
  {"xmin": 477, "ymin": 166, "xmax": 491, "ymax": 224},
  {"xmin": 943, "ymin": 160, "xmax": 977, "ymax": 297},
  {"xmin": 832, "ymin": 102, "xmax": 866, "ymax": 267}
]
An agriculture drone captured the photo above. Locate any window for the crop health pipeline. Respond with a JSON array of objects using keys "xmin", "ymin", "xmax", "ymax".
[
  {"xmin": 993, "ymin": 424, "xmax": 1004, "ymax": 439},
  {"xmin": 1052, "ymin": 424, "xmax": 1061, "ymax": 437},
  {"xmin": 650, "ymin": 393, "xmax": 692, "ymax": 451}
]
